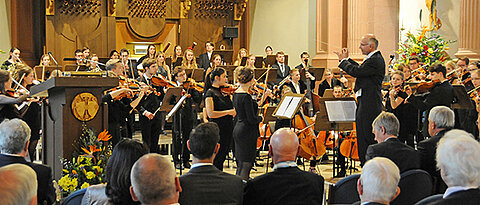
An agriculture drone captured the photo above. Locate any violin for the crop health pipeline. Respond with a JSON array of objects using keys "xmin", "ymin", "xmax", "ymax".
[
  {"xmin": 413, "ymin": 79, "xmax": 440, "ymax": 94},
  {"xmin": 151, "ymin": 75, "xmax": 177, "ymax": 88},
  {"xmin": 182, "ymin": 78, "xmax": 204, "ymax": 93},
  {"xmin": 220, "ymin": 84, "xmax": 237, "ymax": 95}
]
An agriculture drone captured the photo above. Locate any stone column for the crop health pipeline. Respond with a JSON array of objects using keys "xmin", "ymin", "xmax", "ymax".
[{"xmin": 455, "ymin": 0, "xmax": 480, "ymax": 60}]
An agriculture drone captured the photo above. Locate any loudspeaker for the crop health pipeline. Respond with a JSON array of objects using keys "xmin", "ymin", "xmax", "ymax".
[{"xmin": 223, "ymin": 26, "xmax": 238, "ymax": 39}]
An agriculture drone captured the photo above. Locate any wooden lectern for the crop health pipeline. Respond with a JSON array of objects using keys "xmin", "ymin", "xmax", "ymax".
[{"xmin": 30, "ymin": 76, "xmax": 119, "ymax": 180}]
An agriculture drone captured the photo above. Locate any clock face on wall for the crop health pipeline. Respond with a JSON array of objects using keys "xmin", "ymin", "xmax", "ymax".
[{"xmin": 71, "ymin": 92, "xmax": 99, "ymax": 122}]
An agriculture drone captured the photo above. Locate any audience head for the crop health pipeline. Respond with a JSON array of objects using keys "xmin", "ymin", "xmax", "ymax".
[
  {"xmin": 130, "ymin": 154, "xmax": 181, "ymax": 205},
  {"xmin": 358, "ymin": 157, "xmax": 400, "ymax": 204},
  {"xmin": 437, "ymin": 129, "xmax": 480, "ymax": 188},
  {"xmin": 0, "ymin": 119, "xmax": 31, "ymax": 156},
  {"xmin": 372, "ymin": 112, "xmax": 399, "ymax": 142},
  {"xmin": 188, "ymin": 122, "xmax": 220, "ymax": 161},
  {"xmin": 269, "ymin": 128, "xmax": 299, "ymax": 164},
  {"xmin": 106, "ymin": 138, "xmax": 149, "ymax": 205},
  {"xmin": 360, "ymin": 34, "xmax": 378, "ymax": 55},
  {"xmin": 428, "ymin": 106, "xmax": 454, "ymax": 137},
  {"xmin": 429, "ymin": 63, "xmax": 447, "ymax": 79},
  {"xmin": 0, "ymin": 164, "xmax": 37, "ymax": 205}
]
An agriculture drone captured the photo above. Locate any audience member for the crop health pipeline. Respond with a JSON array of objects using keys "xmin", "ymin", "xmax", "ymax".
[
  {"xmin": 366, "ymin": 112, "xmax": 420, "ymax": 173},
  {"xmin": 179, "ymin": 122, "xmax": 243, "ymax": 205},
  {"xmin": 243, "ymin": 128, "xmax": 324, "ymax": 205},
  {"xmin": 417, "ymin": 106, "xmax": 454, "ymax": 194},
  {"xmin": 130, "ymin": 154, "xmax": 181, "ymax": 205},
  {"xmin": 82, "ymin": 138, "xmax": 149, "ymax": 205},
  {"xmin": 0, "ymin": 118, "xmax": 55, "ymax": 204},
  {"xmin": 431, "ymin": 129, "xmax": 480, "ymax": 204},
  {"xmin": 0, "ymin": 164, "xmax": 38, "ymax": 205},
  {"xmin": 357, "ymin": 157, "xmax": 400, "ymax": 205}
]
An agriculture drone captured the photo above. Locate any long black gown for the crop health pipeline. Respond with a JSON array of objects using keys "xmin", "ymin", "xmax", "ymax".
[
  {"xmin": 205, "ymin": 86, "xmax": 234, "ymax": 171},
  {"xmin": 233, "ymin": 92, "xmax": 262, "ymax": 163}
]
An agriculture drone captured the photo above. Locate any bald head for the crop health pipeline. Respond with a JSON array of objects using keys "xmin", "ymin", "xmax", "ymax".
[
  {"xmin": 0, "ymin": 164, "xmax": 37, "ymax": 205},
  {"xmin": 130, "ymin": 153, "xmax": 178, "ymax": 205},
  {"xmin": 360, "ymin": 34, "xmax": 378, "ymax": 55},
  {"xmin": 269, "ymin": 128, "xmax": 299, "ymax": 164}
]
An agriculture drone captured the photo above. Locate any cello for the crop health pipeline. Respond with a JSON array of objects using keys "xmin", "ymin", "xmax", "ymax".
[
  {"xmin": 339, "ymin": 123, "xmax": 359, "ymax": 160},
  {"xmin": 292, "ymin": 110, "xmax": 326, "ymax": 160}
]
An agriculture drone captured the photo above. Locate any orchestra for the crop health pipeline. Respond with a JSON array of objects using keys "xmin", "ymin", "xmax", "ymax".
[{"xmin": 5, "ymin": 41, "xmax": 480, "ymax": 177}]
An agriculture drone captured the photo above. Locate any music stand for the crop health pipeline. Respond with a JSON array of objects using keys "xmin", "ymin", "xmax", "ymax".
[
  {"xmin": 34, "ymin": 66, "xmax": 63, "ymax": 81},
  {"xmin": 452, "ymin": 85, "xmax": 474, "ymax": 109},
  {"xmin": 261, "ymin": 105, "xmax": 277, "ymax": 173},
  {"xmin": 273, "ymin": 93, "xmax": 305, "ymax": 119},
  {"xmin": 166, "ymin": 57, "xmax": 172, "ymax": 67},
  {"xmin": 185, "ymin": 68, "xmax": 204, "ymax": 82},
  {"xmin": 212, "ymin": 50, "xmax": 234, "ymax": 64},
  {"xmin": 64, "ymin": 64, "xmax": 88, "ymax": 71},
  {"xmin": 323, "ymin": 89, "xmax": 334, "ymax": 98},
  {"xmin": 318, "ymin": 97, "xmax": 356, "ymax": 176},
  {"xmin": 265, "ymin": 55, "xmax": 289, "ymax": 68},
  {"xmin": 154, "ymin": 87, "xmax": 183, "ymax": 114},
  {"xmin": 254, "ymin": 68, "xmax": 277, "ymax": 83},
  {"xmin": 254, "ymin": 56, "xmax": 264, "ymax": 68},
  {"xmin": 300, "ymin": 67, "xmax": 325, "ymax": 82},
  {"xmin": 222, "ymin": 65, "xmax": 237, "ymax": 83},
  {"xmin": 164, "ymin": 92, "xmax": 189, "ymax": 175}
]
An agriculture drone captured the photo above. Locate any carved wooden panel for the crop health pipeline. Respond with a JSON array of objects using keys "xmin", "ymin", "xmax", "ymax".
[
  {"xmin": 58, "ymin": 0, "xmax": 102, "ymax": 15},
  {"xmin": 128, "ymin": 0, "xmax": 168, "ymax": 18},
  {"xmin": 194, "ymin": 0, "xmax": 235, "ymax": 18}
]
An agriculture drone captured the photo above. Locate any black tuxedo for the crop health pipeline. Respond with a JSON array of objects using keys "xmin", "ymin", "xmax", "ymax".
[
  {"xmin": 244, "ymin": 166, "xmax": 324, "ymax": 205},
  {"xmin": 407, "ymin": 80, "xmax": 454, "ymax": 138},
  {"xmin": 272, "ymin": 63, "xmax": 291, "ymax": 84},
  {"xmin": 339, "ymin": 51, "xmax": 385, "ymax": 165},
  {"xmin": 317, "ymin": 78, "xmax": 345, "ymax": 97},
  {"xmin": 366, "ymin": 138, "xmax": 420, "ymax": 173},
  {"xmin": 179, "ymin": 164, "xmax": 243, "ymax": 205},
  {"xmin": 137, "ymin": 74, "xmax": 165, "ymax": 153},
  {"xmin": 0, "ymin": 154, "xmax": 56, "ymax": 205},
  {"xmin": 102, "ymin": 93, "xmax": 133, "ymax": 146},
  {"xmin": 430, "ymin": 188, "xmax": 480, "ymax": 205},
  {"xmin": 285, "ymin": 80, "xmax": 314, "ymax": 95},
  {"xmin": 198, "ymin": 52, "xmax": 212, "ymax": 70},
  {"xmin": 417, "ymin": 129, "xmax": 449, "ymax": 193}
]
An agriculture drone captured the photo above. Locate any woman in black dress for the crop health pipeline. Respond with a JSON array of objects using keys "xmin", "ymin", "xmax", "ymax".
[
  {"xmin": 205, "ymin": 67, "xmax": 236, "ymax": 170},
  {"xmin": 317, "ymin": 68, "xmax": 347, "ymax": 97},
  {"xmin": 233, "ymin": 67, "xmax": 271, "ymax": 180},
  {"xmin": 386, "ymin": 71, "xmax": 417, "ymax": 147},
  {"xmin": 0, "ymin": 69, "xmax": 28, "ymax": 120}
]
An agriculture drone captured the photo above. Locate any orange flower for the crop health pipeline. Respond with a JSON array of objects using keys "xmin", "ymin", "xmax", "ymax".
[
  {"xmin": 418, "ymin": 26, "xmax": 428, "ymax": 41},
  {"xmin": 81, "ymin": 145, "xmax": 102, "ymax": 155},
  {"xmin": 72, "ymin": 170, "xmax": 77, "ymax": 175},
  {"xmin": 97, "ymin": 130, "xmax": 112, "ymax": 142}
]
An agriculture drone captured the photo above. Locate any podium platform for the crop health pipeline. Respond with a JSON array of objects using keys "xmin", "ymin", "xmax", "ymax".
[{"xmin": 30, "ymin": 76, "xmax": 119, "ymax": 180}]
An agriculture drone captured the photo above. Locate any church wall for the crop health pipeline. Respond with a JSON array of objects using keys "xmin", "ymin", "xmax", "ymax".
[{"xmin": 0, "ymin": 0, "xmax": 11, "ymax": 61}]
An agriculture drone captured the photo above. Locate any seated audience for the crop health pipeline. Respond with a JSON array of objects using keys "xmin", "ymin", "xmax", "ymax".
[
  {"xmin": 243, "ymin": 128, "xmax": 324, "ymax": 205},
  {"xmin": 179, "ymin": 122, "xmax": 243, "ymax": 205},
  {"xmin": 130, "ymin": 154, "xmax": 181, "ymax": 205},
  {"xmin": 432, "ymin": 129, "xmax": 480, "ymax": 204},
  {"xmin": 357, "ymin": 157, "xmax": 401, "ymax": 205},
  {"xmin": 366, "ymin": 112, "xmax": 420, "ymax": 173},
  {"xmin": 417, "ymin": 105, "xmax": 454, "ymax": 194},
  {"xmin": 0, "ymin": 164, "xmax": 38, "ymax": 205},
  {"xmin": 0, "ymin": 118, "xmax": 55, "ymax": 204},
  {"xmin": 82, "ymin": 138, "xmax": 149, "ymax": 205}
]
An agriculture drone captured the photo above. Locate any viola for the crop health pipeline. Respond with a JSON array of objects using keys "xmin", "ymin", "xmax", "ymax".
[{"xmin": 292, "ymin": 111, "xmax": 326, "ymax": 160}]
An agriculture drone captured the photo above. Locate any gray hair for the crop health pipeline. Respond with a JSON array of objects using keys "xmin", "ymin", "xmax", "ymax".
[
  {"xmin": 436, "ymin": 129, "xmax": 480, "ymax": 187},
  {"xmin": 428, "ymin": 106, "xmax": 454, "ymax": 129},
  {"xmin": 0, "ymin": 119, "xmax": 31, "ymax": 154},
  {"xmin": 106, "ymin": 59, "xmax": 121, "ymax": 71},
  {"xmin": 360, "ymin": 157, "xmax": 400, "ymax": 202},
  {"xmin": 372, "ymin": 112, "xmax": 399, "ymax": 136},
  {"xmin": 0, "ymin": 164, "xmax": 38, "ymax": 205},
  {"xmin": 131, "ymin": 153, "xmax": 176, "ymax": 204}
]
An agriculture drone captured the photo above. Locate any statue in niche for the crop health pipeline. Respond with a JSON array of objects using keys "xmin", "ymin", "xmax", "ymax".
[
  {"xmin": 109, "ymin": 0, "xmax": 117, "ymax": 16},
  {"xmin": 425, "ymin": 0, "xmax": 442, "ymax": 31},
  {"xmin": 46, "ymin": 0, "xmax": 54, "ymax": 15},
  {"xmin": 234, "ymin": 0, "xmax": 247, "ymax": 21},
  {"xmin": 181, "ymin": 0, "xmax": 192, "ymax": 19}
]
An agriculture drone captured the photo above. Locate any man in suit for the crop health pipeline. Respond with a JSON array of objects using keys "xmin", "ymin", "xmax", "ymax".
[
  {"xmin": 335, "ymin": 34, "xmax": 385, "ymax": 166},
  {"xmin": 366, "ymin": 112, "xmax": 420, "ymax": 173},
  {"xmin": 272, "ymin": 51, "xmax": 291, "ymax": 85},
  {"xmin": 404, "ymin": 63, "xmax": 454, "ymax": 140},
  {"xmin": 357, "ymin": 157, "xmax": 401, "ymax": 205},
  {"xmin": 198, "ymin": 41, "xmax": 214, "ymax": 70},
  {"xmin": 0, "ymin": 164, "xmax": 38, "ymax": 205},
  {"xmin": 0, "ymin": 118, "xmax": 56, "ymax": 205},
  {"xmin": 120, "ymin": 48, "xmax": 140, "ymax": 79},
  {"xmin": 244, "ymin": 128, "xmax": 324, "ymax": 205},
  {"xmin": 417, "ymin": 106, "xmax": 454, "ymax": 194},
  {"xmin": 137, "ymin": 58, "xmax": 164, "ymax": 153},
  {"xmin": 431, "ymin": 129, "xmax": 480, "ymax": 205},
  {"xmin": 179, "ymin": 122, "xmax": 243, "ymax": 205},
  {"xmin": 130, "ymin": 153, "xmax": 182, "ymax": 205}
]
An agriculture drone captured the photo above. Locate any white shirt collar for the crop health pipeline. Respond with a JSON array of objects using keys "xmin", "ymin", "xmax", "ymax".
[
  {"xmin": 443, "ymin": 186, "xmax": 476, "ymax": 198},
  {"xmin": 190, "ymin": 162, "xmax": 213, "ymax": 169},
  {"xmin": 273, "ymin": 161, "xmax": 297, "ymax": 170},
  {"xmin": 365, "ymin": 50, "xmax": 379, "ymax": 60}
]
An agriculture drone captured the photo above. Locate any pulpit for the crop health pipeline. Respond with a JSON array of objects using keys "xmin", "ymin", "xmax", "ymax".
[{"xmin": 31, "ymin": 76, "xmax": 118, "ymax": 180}]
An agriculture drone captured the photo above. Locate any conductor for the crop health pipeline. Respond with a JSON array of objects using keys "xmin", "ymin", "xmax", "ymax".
[{"xmin": 334, "ymin": 34, "xmax": 385, "ymax": 166}]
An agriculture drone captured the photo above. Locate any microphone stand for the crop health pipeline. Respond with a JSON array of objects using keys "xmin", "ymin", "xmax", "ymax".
[
  {"xmin": 48, "ymin": 52, "xmax": 60, "ymax": 78},
  {"xmin": 83, "ymin": 59, "xmax": 108, "ymax": 77}
]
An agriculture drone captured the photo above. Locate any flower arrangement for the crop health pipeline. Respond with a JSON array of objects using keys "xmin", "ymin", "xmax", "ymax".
[
  {"xmin": 58, "ymin": 125, "xmax": 112, "ymax": 196},
  {"xmin": 396, "ymin": 27, "xmax": 455, "ymax": 68}
]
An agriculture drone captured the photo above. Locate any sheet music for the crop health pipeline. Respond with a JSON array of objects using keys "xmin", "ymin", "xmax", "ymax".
[
  {"xmin": 284, "ymin": 97, "xmax": 301, "ymax": 117},
  {"xmin": 276, "ymin": 96, "xmax": 292, "ymax": 117},
  {"xmin": 324, "ymin": 101, "xmax": 356, "ymax": 122}
]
